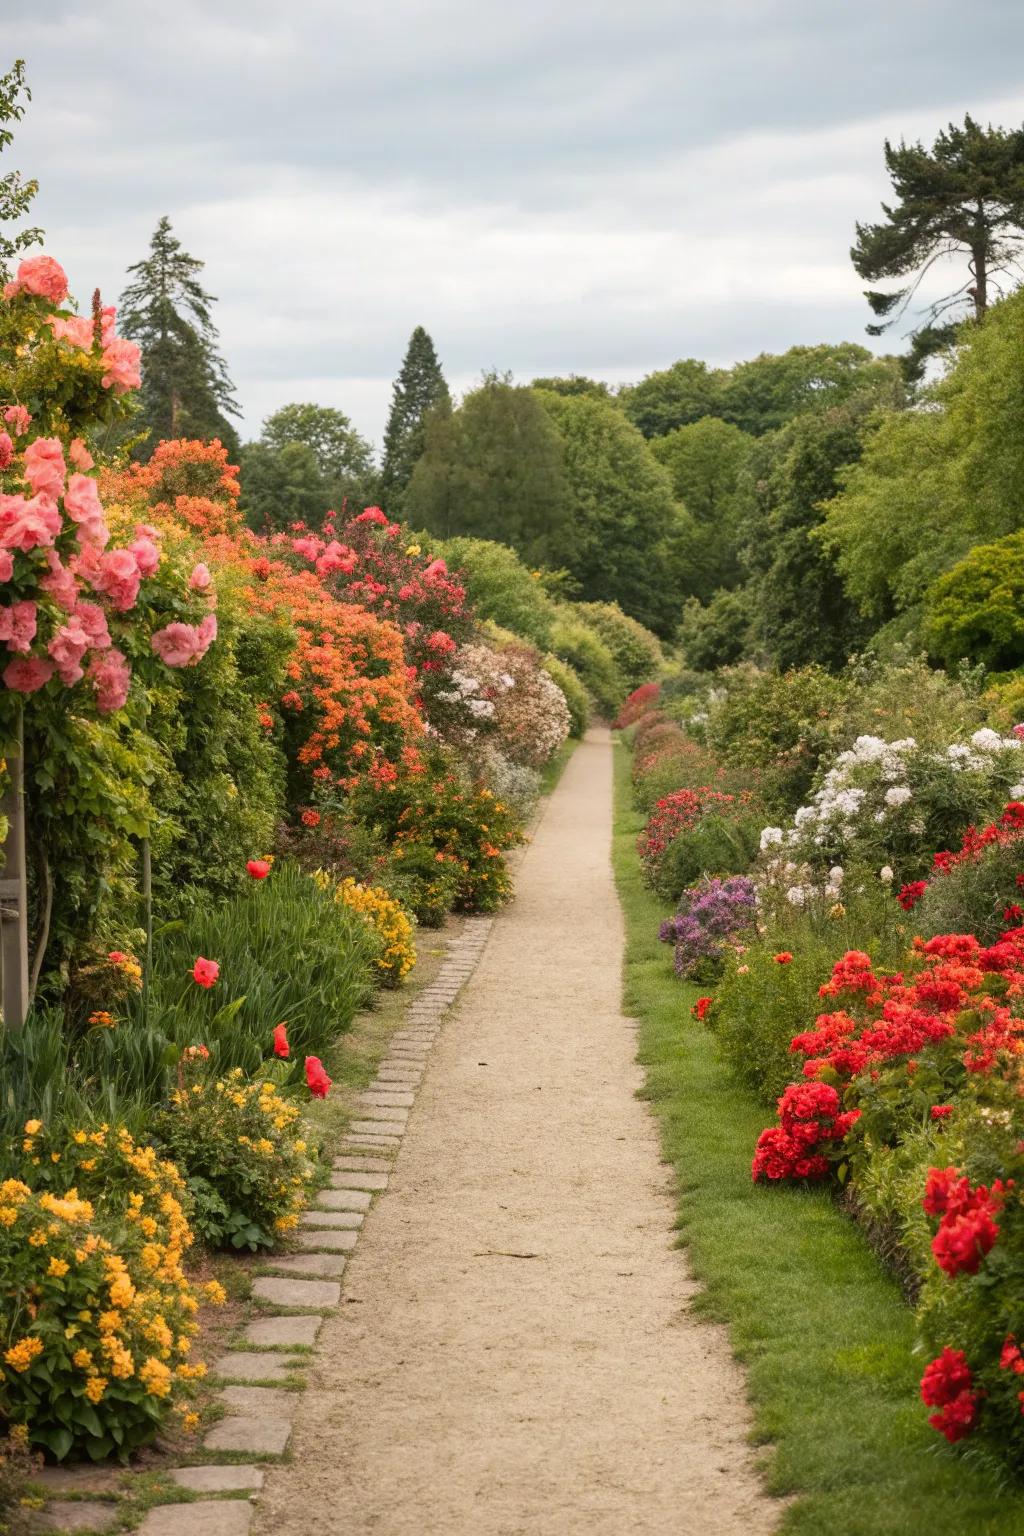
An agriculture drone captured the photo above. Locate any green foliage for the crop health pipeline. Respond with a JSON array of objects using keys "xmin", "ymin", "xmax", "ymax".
[
  {"xmin": 548, "ymin": 610, "xmax": 624, "ymax": 716},
  {"xmin": 431, "ymin": 535, "xmax": 558, "ymax": 648},
  {"xmin": 916, "ymin": 835, "xmax": 1024, "ymax": 945},
  {"xmin": 576, "ymin": 601, "xmax": 662, "ymax": 690},
  {"xmin": 540, "ymin": 654, "xmax": 590, "ymax": 738},
  {"xmin": 534, "ymin": 388, "xmax": 681, "ymax": 633},
  {"xmin": 677, "ymin": 589, "xmax": 751, "ymax": 671},
  {"xmin": 821, "ymin": 289, "xmax": 1024, "ymax": 625},
  {"xmin": 405, "ymin": 374, "xmax": 573, "ymax": 568},
  {"xmin": 650, "ymin": 417, "xmax": 752, "ymax": 594},
  {"xmin": 119, "ymin": 216, "xmax": 239, "ymax": 457},
  {"xmin": 617, "ymin": 357, "xmax": 724, "ymax": 437},
  {"xmin": 651, "ymin": 805, "xmax": 762, "ymax": 903},
  {"xmin": 721, "ymin": 344, "xmax": 904, "ymax": 437},
  {"xmin": 852, "ymin": 114, "xmax": 1024, "ymax": 336},
  {"xmin": 0, "ymin": 59, "xmax": 41, "ymax": 278},
  {"xmin": 240, "ymin": 402, "xmax": 376, "ymax": 532},
  {"xmin": 379, "ymin": 326, "xmax": 451, "ymax": 515},
  {"xmin": 924, "ymin": 529, "xmax": 1024, "ymax": 671},
  {"xmin": 529, "ymin": 374, "xmax": 610, "ymax": 398}
]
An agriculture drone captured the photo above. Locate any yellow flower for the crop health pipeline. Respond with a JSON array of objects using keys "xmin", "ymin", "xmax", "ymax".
[
  {"xmin": 73, "ymin": 1349, "xmax": 93, "ymax": 1369},
  {"xmin": 140, "ymin": 1355, "xmax": 172, "ymax": 1398},
  {"xmin": 84, "ymin": 1376, "xmax": 107, "ymax": 1404},
  {"xmin": 202, "ymin": 1279, "xmax": 227, "ymax": 1306},
  {"xmin": 108, "ymin": 1275, "xmax": 135, "ymax": 1309},
  {"xmin": 72, "ymin": 1131, "xmax": 88, "ymax": 1145},
  {"xmin": 4, "ymin": 1337, "xmax": 43, "ymax": 1373},
  {"xmin": 23, "ymin": 1120, "xmax": 42, "ymax": 1136},
  {"xmin": 28, "ymin": 1228, "xmax": 48, "ymax": 1247},
  {"xmin": 182, "ymin": 1411, "xmax": 200, "ymax": 1432},
  {"xmin": 405, "ymin": 543, "xmax": 421, "ymax": 556},
  {"xmin": 0, "ymin": 1207, "xmax": 18, "ymax": 1227},
  {"xmin": 98, "ymin": 1310, "xmax": 123, "ymax": 1335},
  {"xmin": 47, "ymin": 1257, "xmax": 70, "ymax": 1278}
]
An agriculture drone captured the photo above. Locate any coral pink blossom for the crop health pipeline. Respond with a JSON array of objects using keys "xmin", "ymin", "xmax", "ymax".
[
  {"xmin": 3, "ymin": 655, "xmax": 54, "ymax": 694},
  {"xmin": 38, "ymin": 550, "xmax": 79, "ymax": 610},
  {"xmin": 3, "ymin": 406, "xmax": 31, "ymax": 436},
  {"xmin": 305, "ymin": 1056, "xmax": 332, "ymax": 1098},
  {"xmin": 47, "ymin": 314, "xmax": 94, "ymax": 349},
  {"xmin": 74, "ymin": 601, "xmax": 111, "ymax": 651},
  {"xmin": 47, "ymin": 617, "xmax": 90, "ymax": 685},
  {"xmin": 0, "ymin": 433, "xmax": 12, "ymax": 470},
  {"xmin": 128, "ymin": 536, "xmax": 160, "ymax": 577},
  {"xmin": 247, "ymin": 859, "xmax": 272, "ymax": 880},
  {"xmin": 87, "ymin": 647, "xmax": 130, "ymax": 713},
  {"xmin": 0, "ymin": 493, "xmax": 62, "ymax": 552},
  {"xmin": 188, "ymin": 562, "xmax": 212, "ymax": 591},
  {"xmin": 92, "ymin": 547, "xmax": 141, "ymax": 611},
  {"xmin": 315, "ymin": 541, "xmax": 358, "ymax": 576},
  {"xmin": 197, "ymin": 613, "xmax": 217, "ymax": 652},
  {"xmin": 273, "ymin": 1022, "xmax": 289, "ymax": 1058},
  {"xmin": 100, "ymin": 338, "xmax": 141, "ymax": 393},
  {"xmin": 191, "ymin": 956, "xmax": 219, "ymax": 989},
  {"xmin": 423, "ymin": 558, "xmax": 448, "ymax": 581},
  {"xmin": 354, "ymin": 507, "xmax": 389, "ymax": 526},
  {"xmin": 0, "ymin": 600, "xmax": 38, "ymax": 653},
  {"xmin": 63, "ymin": 472, "xmax": 103, "ymax": 524},
  {"xmin": 0, "ymin": 552, "xmax": 12, "ymax": 583},
  {"xmin": 150, "ymin": 617, "xmax": 215, "ymax": 668},
  {"xmin": 3, "ymin": 255, "xmax": 68, "ymax": 303},
  {"xmin": 22, "ymin": 437, "xmax": 66, "ymax": 501},
  {"xmin": 69, "ymin": 438, "xmax": 94, "ymax": 472}
]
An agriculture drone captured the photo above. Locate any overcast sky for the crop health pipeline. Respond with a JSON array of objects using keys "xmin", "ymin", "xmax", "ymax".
[{"xmin": 7, "ymin": 1, "xmax": 1024, "ymax": 448}]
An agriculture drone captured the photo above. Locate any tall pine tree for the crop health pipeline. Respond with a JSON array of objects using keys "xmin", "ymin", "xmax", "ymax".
[
  {"xmin": 120, "ymin": 216, "xmax": 240, "ymax": 457},
  {"xmin": 379, "ymin": 327, "xmax": 450, "ymax": 514}
]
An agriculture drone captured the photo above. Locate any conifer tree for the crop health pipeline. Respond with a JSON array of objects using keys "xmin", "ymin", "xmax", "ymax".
[
  {"xmin": 379, "ymin": 327, "xmax": 450, "ymax": 513},
  {"xmin": 119, "ymin": 216, "xmax": 240, "ymax": 456}
]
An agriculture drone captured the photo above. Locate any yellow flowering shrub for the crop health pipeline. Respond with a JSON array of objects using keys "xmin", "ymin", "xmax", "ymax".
[
  {"xmin": 0, "ymin": 1148, "xmax": 220, "ymax": 1461},
  {"xmin": 153, "ymin": 1068, "xmax": 317, "ymax": 1250},
  {"xmin": 325, "ymin": 874, "xmax": 416, "ymax": 986}
]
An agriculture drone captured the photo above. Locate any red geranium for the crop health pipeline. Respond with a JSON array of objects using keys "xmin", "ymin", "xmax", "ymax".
[
  {"xmin": 898, "ymin": 881, "xmax": 927, "ymax": 911},
  {"xmin": 920, "ymin": 1348, "xmax": 980, "ymax": 1442}
]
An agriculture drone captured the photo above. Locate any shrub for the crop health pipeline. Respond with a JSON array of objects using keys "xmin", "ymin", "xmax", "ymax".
[
  {"xmin": 476, "ymin": 747, "xmax": 542, "ymax": 822},
  {"xmin": 456, "ymin": 639, "xmax": 571, "ymax": 769},
  {"xmin": 637, "ymin": 787, "xmax": 737, "ymax": 898},
  {"xmin": 383, "ymin": 841, "xmax": 461, "ymax": 929},
  {"xmin": 651, "ymin": 803, "xmax": 763, "ymax": 901},
  {"xmin": 549, "ymin": 612, "xmax": 624, "ymax": 716},
  {"xmin": 614, "ymin": 682, "xmax": 660, "ymax": 729},
  {"xmin": 154, "ymin": 1067, "xmax": 317, "ymax": 1250},
  {"xmin": 923, "ymin": 528, "xmax": 1024, "ymax": 672},
  {"xmin": 541, "ymin": 654, "xmax": 590, "ymax": 738},
  {"xmin": 915, "ymin": 803, "xmax": 1024, "ymax": 943},
  {"xmin": 659, "ymin": 875, "xmax": 757, "ymax": 980},
  {"xmin": 576, "ymin": 602, "xmax": 662, "ymax": 690},
  {"xmin": 432, "ymin": 536, "xmax": 558, "ymax": 648},
  {"xmin": 331, "ymin": 876, "xmax": 416, "ymax": 987}
]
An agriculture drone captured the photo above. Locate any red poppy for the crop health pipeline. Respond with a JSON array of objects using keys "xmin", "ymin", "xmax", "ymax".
[
  {"xmin": 692, "ymin": 996, "xmax": 713, "ymax": 1021},
  {"xmin": 247, "ymin": 859, "xmax": 272, "ymax": 879},
  {"xmin": 305, "ymin": 1055, "xmax": 332, "ymax": 1098},
  {"xmin": 191, "ymin": 956, "xmax": 220, "ymax": 989},
  {"xmin": 273, "ymin": 1023, "xmax": 290, "ymax": 1059},
  {"xmin": 930, "ymin": 1104, "xmax": 953, "ymax": 1120},
  {"xmin": 773, "ymin": 952, "xmax": 793, "ymax": 964}
]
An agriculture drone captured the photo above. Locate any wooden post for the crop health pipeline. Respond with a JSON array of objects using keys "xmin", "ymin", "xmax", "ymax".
[{"xmin": 0, "ymin": 709, "xmax": 29, "ymax": 1030}]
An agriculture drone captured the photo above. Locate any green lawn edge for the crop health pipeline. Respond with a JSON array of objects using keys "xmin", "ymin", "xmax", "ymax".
[{"xmin": 610, "ymin": 735, "xmax": 1024, "ymax": 1536}]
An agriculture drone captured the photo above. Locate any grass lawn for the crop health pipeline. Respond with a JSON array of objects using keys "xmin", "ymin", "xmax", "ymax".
[{"xmin": 611, "ymin": 736, "xmax": 1024, "ymax": 1536}]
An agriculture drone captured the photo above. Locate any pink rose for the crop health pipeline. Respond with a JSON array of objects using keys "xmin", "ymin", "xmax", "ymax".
[
  {"xmin": 151, "ymin": 621, "xmax": 203, "ymax": 668},
  {"xmin": 128, "ymin": 536, "xmax": 160, "ymax": 577},
  {"xmin": 69, "ymin": 438, "xmax": 94, "ymax": 472},
  {"xmin": 292, "ymin": 535, "xmax": 323, "ymax": 561},
  {"xmin": 47, "ymin": 618, "xmax": 90, "ymax": 685},
  {"xmin": 100, "ymin": 338, "xmax": 141, "ymax": 393},
  {"xmin": 38, "ymin": 550, "xmax": 79, "ymax": 610},
  {"xmin": 0, "ymin": 433, "xmax": 12, "ymax": 470},
  {"xmin": 423, "ymin": 558, "xmax": 448, "ymax": 581},
  {"xmin": 92, "ymin": 547, "xmax": 141, "ymax": 611},
  {"xmin": 0, "ymin": 600, "xmax": 38, "ymax": 653},
  {"xmin": 3, "ymin": 255, "xmax": 68, "ymax": 304},
  {"xmin": 73, "ymin": 601, "xmax": 111, "ymax": 651},
  {"xmin": 63, "ymin": 473, "xmax": 103, "ymax": 525},
  {"xmin": 3, "ymin": 655, "xmax": 54, "ymax": 695},
  {"xmin": 0, "ymin": 552, "xmax": 13, "ymax": 583},
  {"xmin": 0, "ymin": 493, "xmax": 62, "ymax": 552},
  {"xmin": 134, "ymin": 523, "xmax": 160, "ymax": 541},
  {"xmin": 87, "ymin": 647, "xmax": 130, "ymax": 713},
  {"xmin": 188, "ymin": 562, "xmax": 212, "ymax": 591},
  {"xmin": 3, "ymin": 406, "xmax": 31, "ymax": 436},
  {"xmin": 196, "ymin": 613, "xmax": 217, "ymax": 653},
  {"xmin": 23, "ymin": 437, "xmax": 66, "ymax": 502},
  {"xmin": 47, "ymin": 314, "xmax": 94, "ymax": 349},
  {"xmin": 99, "ymin": 306, "xmax": 117, "ymax": 346},
  {"xmin": 315, "ymin": 541, "xmax": 358, "ymax": 577}
]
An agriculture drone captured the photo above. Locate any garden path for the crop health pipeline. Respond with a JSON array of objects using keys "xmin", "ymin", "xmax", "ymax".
[{"xmin": 256, "ymin": 728, "xmax": 773, "ymax": 1536}]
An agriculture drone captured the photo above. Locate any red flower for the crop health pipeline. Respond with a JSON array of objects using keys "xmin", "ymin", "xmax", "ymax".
[
  {"xmin": 930, "ymin": 1104, "xmax": 953, "ymax": 1120},
  {"xmin": 1004, "ymin": 904, "xmax": 1024, "ymax": 925},
  {"xmin": 1000, "ymin": 1335, "xmax": 1024, "ymax": 1374},
  {"xmin": 108, "ymin": 950, "xmax": 126, "ymax": 964},
  {"xmin": 692, "ymin": 996, "xmax": 713, "ymax": 1021},
  {"xmin": 247, "ymin": 859, "xmax": 272, "ymax": 879},
  {"xmin": 773, "ymin": 952, "xmax": 793, "ymax": 964},
  {"xmin": 898, "ymin": 881, "xmax": 928, "ymax": 911},
  {"xmin": 305, "ymin": 1055, "xmax": 332, "ymax": 1098},
  {"xmin": 273, "ymin": 1023, "xmax": 290, "ymax": 1059},
  {"xmin": 920, "ymin": 1349, "xmax": 979, "ymax": 1442},
  {"xmin": 191, "ymin": 956, "xmax": 219, "ymax": 989},
  {"xmin": 301, "ymin": 809, "xmax": 321, "ymax": 828}
]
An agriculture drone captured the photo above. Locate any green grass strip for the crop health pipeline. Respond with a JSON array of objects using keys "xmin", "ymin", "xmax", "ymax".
[{"xmin": 611, "ymin": 737, "xmax": 1024, "ymax": 1536}]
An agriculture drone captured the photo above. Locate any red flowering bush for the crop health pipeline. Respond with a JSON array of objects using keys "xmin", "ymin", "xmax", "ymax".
[
  {"xmin": 614, "ymin": 681, "xmax": 660, "ymax": 729},
  {"xmin": 751, "ymin": 1081, "xmax": 861, "ymax": 1182}
]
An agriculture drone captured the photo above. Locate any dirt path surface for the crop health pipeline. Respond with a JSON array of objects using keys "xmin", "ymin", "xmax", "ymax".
[{"xmin": 257, "ymin": 729, "xmax": 775, "ymax": 1536}]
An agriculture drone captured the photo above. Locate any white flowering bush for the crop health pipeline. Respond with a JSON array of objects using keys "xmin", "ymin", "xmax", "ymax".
[
  {"xmin": 439, "ymin": 640, "xmax": 570, "ymax": 769},
  {"xmin": 476, "ymin": 746, "xmax": 542, "ymax": 820},
  {"xmin": 760, "ymin": 730, "xmax": 1024, "ymax": 882}
]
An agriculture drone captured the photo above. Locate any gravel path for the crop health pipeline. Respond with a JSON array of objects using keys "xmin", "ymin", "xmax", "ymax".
[{"xmin": 256, "ymin": 728, "xmax": 774, "ymax": 1535}]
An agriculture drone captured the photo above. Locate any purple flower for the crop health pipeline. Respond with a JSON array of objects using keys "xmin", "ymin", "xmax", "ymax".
[{"xmin": 658, "ymin": 874, "xmax": 757, "ymax": 979}]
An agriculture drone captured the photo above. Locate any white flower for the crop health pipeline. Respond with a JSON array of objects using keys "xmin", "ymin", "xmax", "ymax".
[
  {"xmin": 785, "ymin": 885, "xmax": 807, "ymax": 907},
  {"xmin": 793, "ymin": 806, "xmax": 817, "ymax": 827},
  {"xmin": 874, "ymin": 810, "xmax": 886, "ymax": 823},
  {"xmin": 970, "ymin": 728, "xmax": 1004, "ymax": 752},
  {"xmin": 884, "ymin": 785, "xmax": 912, "ymax": 807},
  {"xmin": 759, "ymin": 826, "xmax": 784, "ymax": 851},
  {"xmin": 1011, "ymin": 785, "xmax": 1024, "ymax": 799},
  {"xmin": 947, "ymin": 744, "xmax": 972, "ymax": 761},
  {"xmin": 499, "ymin": 673, "xmax": 515, "ymax": 689},
  {"xmin": 828, "ymin": 866, "xmax": 845, "ymax": 884},
  {"xmin": 879, "ymin": 865, "xmax": 894, "ymax": 883}
]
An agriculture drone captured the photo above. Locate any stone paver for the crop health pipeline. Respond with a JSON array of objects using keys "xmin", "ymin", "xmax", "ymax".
[
  {"xmin": 204, "ymin": 1414, "xmax": 292, "ymax": 1456},
  {"xmin": 344, "ymin": 1135, "xmax": 401, "ymax": 1149},
  {"xmin": 268, "ymin": 1252, "xmax": 348, "ymax": 1279},
  {"xmin": 139, "ymin": 1502, "xmax": 253, "ymax": 1536},
  {"xmin": 36, "ymin": 1466, "xmax": 120, "ymax": 1494},
  {"xmin": 170, "ymin": 1465, "xmax": 265, "ymax": 1493},
  {"xmin": 360, "ymin": 1091, "xmax": 415, "ymax": 1107},
  {"xmin": 317, "ymin": 1186, "xmax": 372, "ymax": 1209},
  {"xmin": 243, "ymin": 1314, "xmax": 322, "ymax": 1349},
  {"xmin": 332, "ymin": 1156, "xmax": 392, "ymax": 1172},
  {"xmin": 212, "ymin": 1350, "xmax": 299, "ymax": 1383},
  {"xmin": 294, "ymin": 1228, "xmax": 359, "ymax": 1253},
  {"xmin": 353, "ymin": 1104, "xmax": 409, "ymax": 1122},
  {"xmin": 300, "ymin": 1209, "xmax": 363, "ymax": 1229},
  {"xmin": 377, "ymin": 1064, "xmax": 423, "ymax": 1079},
  {"xmin": 328, "ymin": 1169, "xmax": 388, "ymax": 1190},
  {"xmin": 349, "ymin": 1119, "xmax": 406, "ymax": 1136},
  {"xmin": 252, "ymin": 1274, "xmax": 342, "ymax": 1306},
  {"xmin": 219, "ymin": 1384, "xmax": 296, "ymax": 1414},
  {"xmin": 35, "ymin": 1503, "xmax": 120, "ymax": 1532}
]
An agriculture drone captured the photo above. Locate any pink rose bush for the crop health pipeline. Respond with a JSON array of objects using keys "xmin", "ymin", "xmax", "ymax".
[{"xmin": 0, "ymin": 257, "xmax": 217, "ymax": 714}]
